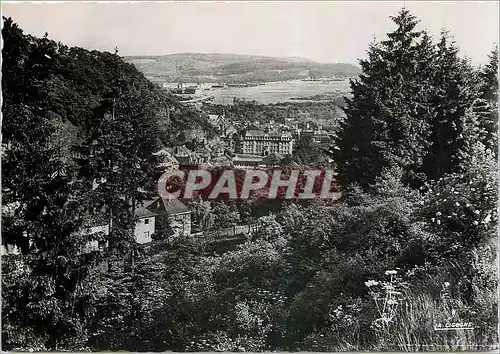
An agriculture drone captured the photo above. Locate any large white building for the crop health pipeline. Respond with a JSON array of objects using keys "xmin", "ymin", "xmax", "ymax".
[{"xmin": 240, "ymin": 130, "xmax": 294, "ymax": 156}]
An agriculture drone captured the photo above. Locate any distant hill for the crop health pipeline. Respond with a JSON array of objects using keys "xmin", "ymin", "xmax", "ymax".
[{"xmin": 124, "ymin": 53, "xmax": 361, "ymax": 84}]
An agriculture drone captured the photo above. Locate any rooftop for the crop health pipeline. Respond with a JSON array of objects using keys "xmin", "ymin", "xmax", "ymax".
[
  {"xmin": 261, "ymin": 152, "xmax": 285, "ymax": 165},
  {"xmin": 135, "ymin": 205, "xmax": 158, "ymax": 219},
  {"xmin": 171, "ymin": 145, "xmax": 193, "ymax": 156},
  {"xmin": 147, "ymin": 197, "xmax": 191, "ymax": 215}
]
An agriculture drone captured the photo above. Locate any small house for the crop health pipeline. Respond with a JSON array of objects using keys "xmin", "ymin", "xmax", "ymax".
[
  {"xmin": 146, "ymin": 197, "xmax": 192, "ymax": 238},
  {"xmin": 134, "ymin": 206, "xmax": 157, "ymax": 244}
]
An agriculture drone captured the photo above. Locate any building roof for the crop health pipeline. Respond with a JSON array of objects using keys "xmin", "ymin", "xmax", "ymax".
[
  {"xmin": 195, "ymin": 146, "xmax": 212, "ymax": 155},
  {"xmin": 171, "ymin": 145, "xmax": 192, "ymax": 157},
  {"xmin": 165, "ymin": 198, "xmax": 190, "ymax": 215},
  {"xmin": 211, "ymin": 155, "xmax": 233, "ymax": 166},
  {"xmin": 245, "ymin": 129, "xmax": 267, "ymax": 137},
  {"xmin": 233, "ymin": 154, "xmax": 264, "ymax": 164},
  {"xmin": 147, "ymin": 197, "xmax": 191, "ymax": 216},
  {"xmin": 154, "ymin": 150, "xmax": 180, "ymax": 165},
  {"xmin": 243, "ymin": 130, "xmax": 292, "ymax": 139},
  {"xmin": 153, "ymin": 148, "xmax": 170, "ymax": 156},
  {"xmin": 261, "ymin": 152, "xmax": 285, "ymax": 165},
  {"xmin": 135, "ymin": 206, "xmax": 158, "ymax": 219},
  {"xmin": 224, "ymin": 125, "xmax": 238, "ymax": 136}
]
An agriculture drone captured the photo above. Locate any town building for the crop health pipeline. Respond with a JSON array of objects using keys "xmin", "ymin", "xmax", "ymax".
[
  {"xmin": 1, "ymin": 243, "xmax": 21, "ymax": 255},
  {"xmin": 208, "ymin": 113, "xmax": 226, "ymax": 126},
  {"xmin": 221, "ymin": 124, "xmax": 239, "ymax": 152},
  {"xmin": 77, "ymin": 197, "xmax": 192, "ymax": 252},
  {"xmin": 194, "ymin": 145, "xmax": 212, "ymax": 161},
  {"xmin": 299, "ymin": 130, "xmax": 333, "ymax": 144},
  {"xmin": 134, "ymin": 206, "xmax": 157, "ymax": 244},
  {"xmin": 80, "ymin": 223, "xmax": 110, "ymax": 253},
  {"xmin": 259, "ymin": 152, "xmax": 286, "ymax": 167},
  {"xmin": 232, "ymin": 153, "xmax": 266, "ymax": 169},
  {"xmin": 153, "ymin": 149, "xmax": 180, "ymax": 169},
  {"xmin": 239, "ymin": 130, "xmax": 294, "ymax": 156},
  {"xmin": 146, "ymin": 197, "xmax": 192, "ymax": 238},
  {"xmin": 168, "ymin": 145, "xmax": 202, "ymax": 164},
  {"xmin": 78, "ymin": 208, "xmax": 155, "ymax": 252}
]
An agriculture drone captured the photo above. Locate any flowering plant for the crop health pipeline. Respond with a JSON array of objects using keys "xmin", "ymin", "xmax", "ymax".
[{"xmin": 365, "ymin": 269, "xmax": 408, "ymax": 331}]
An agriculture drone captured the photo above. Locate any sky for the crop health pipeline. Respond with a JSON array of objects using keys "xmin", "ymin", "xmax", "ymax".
[{"xmin": 2, "ymin": 1, "xmax": 498, "ymax": 65}]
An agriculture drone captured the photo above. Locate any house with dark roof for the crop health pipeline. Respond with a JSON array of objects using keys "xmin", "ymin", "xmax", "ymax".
[
  {"xmin": 195, "ymin": 145, "xmax": 212, "ymax": 159},
  {"xmin": 211, "ymin": 154, "xmax": 233, "ymax": 167},
  {"xmin": 221, "ymin": 124, "xmax": 239, "ymax": 152},
  {"xmin": 146, "ymin": 197, "xmax": 192, "ymax": 238},
  {"xmin": 260, "ymin": 152, "xmax": 285, "ymax": 166},
  {"xmin": 170, "ymin": 145, "xmax": 203, "ymax": 164},
  {"xmin": 153, "ymin": 149, "xmax": 180, "ymax": 169},
  {"xmin": 232, "ymin": 153, "xmax": 265, "ymax": 169}
]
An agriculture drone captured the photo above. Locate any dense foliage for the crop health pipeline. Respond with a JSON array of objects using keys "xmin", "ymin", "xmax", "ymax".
[
  {"xmin": 2, "ymin": 9, "xmax": 498, "ymax": 352},
  {"xmin": 1, "ymin": 16, "xmax": 209, "ymax": 350},
  {"xmin": 204, "ymin": 98, "xmax": 344, "ymax": 128}
]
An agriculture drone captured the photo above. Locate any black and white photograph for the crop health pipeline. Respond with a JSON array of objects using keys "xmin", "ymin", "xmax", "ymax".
[{"xmin": 1, "ymin": 1, "xmax": 499, "ymax": 352}]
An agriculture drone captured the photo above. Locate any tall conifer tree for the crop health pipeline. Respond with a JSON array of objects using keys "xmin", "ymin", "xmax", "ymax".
[
  {"xmin": 335, "ymin": 9, "xmax": 433, "ymax": 188},
  {"xmin": 422, "ymin": 31, "xmax": 478, "ymax": 180}
]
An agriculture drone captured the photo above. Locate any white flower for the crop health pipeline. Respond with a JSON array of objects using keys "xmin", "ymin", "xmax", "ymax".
[
  {"xmin": 455, "ymin": 202, "xmax": 460, "ymax": 207},
  {"xmin": 436, "ymin": 211, "xmax": 442, "ymax": 216},
  {"xmin": 385, "ymin": 270, "xmax": 397, "ymax": 275},
  {"xmin": 473, "ymin": 221, "xmax": 479, "ymax": 226},
  {"xmin": 431, "ymin": 217, "xmax": 435, "ymax": 222},
  {"xmin": 365, "ymin": 280, "xmax": 379, "ymax": 287},
  {"xmin": 483, "ymin": 214, "xmax": 492, "ymax": 224},
  {"xmin": 437, "ymin": 220, "xmax": 441, "ymax": 225},
  {"xmin": 444, "ymin": 282, "xmax": 450, "ymax": 287},
  {"xmin": 388, "ymin": 290, "xmax": 402, "ymax": 295},
  {"xmin": 387, "ymin": 299, "xmax": 398, "ymax": 305},
  {"xmin": 474, "ymin": 210, "xmax": 480, "ymax": 215}
]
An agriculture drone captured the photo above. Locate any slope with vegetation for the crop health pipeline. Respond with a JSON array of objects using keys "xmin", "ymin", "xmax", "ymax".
[
  {"xmin": 1, "ymin": 9, "xmax": 498, "ymax": 352},
  {"xmin": 125, "ymin": 53, "xmax": 361, "ymax": 84},
  {"xmin": 0, "ymin": 16, "xmax": 212, "ymax": 350}
]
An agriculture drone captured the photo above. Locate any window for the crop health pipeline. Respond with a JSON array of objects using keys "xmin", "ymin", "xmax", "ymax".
[
  {"xmin": 144, "ymin": 231, "xmax": 149, "ymax": 239},
  {"xmin": 98, "ymin": 240, "xmax": 107, "ymax": 251},
  {"xmin": 144, "ymin": 218, "xmax": 149, "ymax": 225}
]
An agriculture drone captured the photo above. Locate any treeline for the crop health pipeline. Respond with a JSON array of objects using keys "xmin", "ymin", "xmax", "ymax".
[
  {"xmin": 204, "ymin": 99, "xmax": 344, "ymax": 127},
  {"xmin": 1, "ymin": 9, "xmax": 498, "ymax": 351},
  {"xmin": 334, "ymin": 12, "xmax": 497, "ymax": 189},
  {"xmin": 0, "ymin": 17, "xmax": 209, "ymax": 350}
]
